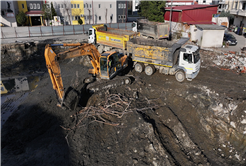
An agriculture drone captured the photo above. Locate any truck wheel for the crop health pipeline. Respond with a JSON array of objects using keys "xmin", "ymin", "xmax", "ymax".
[
  {"xmin": 135, "ymin": 63, "xmax": 144, "ymax": 73},
  {"xmin": 124, "ymin": 77, "xmax": 131, "ymax": 85},
  {"xmin": 175, "ymin": 70, "xmax": 185, "ymax": 82},
  {"xmin": 145, "ymin": 65, "xmax": 155, "ymax": 76}
]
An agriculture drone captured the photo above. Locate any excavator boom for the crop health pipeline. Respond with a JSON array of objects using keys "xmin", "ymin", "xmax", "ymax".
[{"xmin": 44, "ymin": 43, "xmax": 101, "ymax": 106}]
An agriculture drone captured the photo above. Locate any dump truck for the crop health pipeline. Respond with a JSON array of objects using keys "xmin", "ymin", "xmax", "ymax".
[
  {"xmin": 132, "ymin": 19, "xmax": 169, "ymax": 40},
  {"xmin": 127, "ymin": 37, "xmax": 200, "ymax": 82},
  {"xmin": 88, "ymin": 24, "xmax": 140, "ymax": 53}
]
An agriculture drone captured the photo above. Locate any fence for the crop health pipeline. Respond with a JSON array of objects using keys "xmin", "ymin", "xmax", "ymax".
[{"xmin": 1, "ymin": 23, "xmax": 133, "ymax": 39}]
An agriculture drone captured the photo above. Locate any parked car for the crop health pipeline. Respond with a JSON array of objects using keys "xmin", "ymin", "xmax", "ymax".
[
  {"xmin": 224, "ymin": 33, "xmax": 237, "ymax": 46},
  {"xmin": 220, "ymin": 25, "xmax": 228, "ymax": 33}
]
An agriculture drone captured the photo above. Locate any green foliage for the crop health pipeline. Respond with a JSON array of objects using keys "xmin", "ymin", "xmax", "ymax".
[
  {"xmin": 16, "ymin": 11, "xmax": 27, "ymax": 26},
  {"xmin": 138, "ymin": 1, "xmax": 166, "ymax": 22},
  {"xmin": 78, "ymin": 18, "xmax": 83, "ymax": 25},
  {"xmin": 51, "ymin": 2, "xmax": 57, "ymax": 17},
  {"xmin": 42, "ymin": 2, "xmax": 51, "ymax": 20},
  {"xmin": 219, "ymin": 10, "xmax": 234, "ymax": 19}
]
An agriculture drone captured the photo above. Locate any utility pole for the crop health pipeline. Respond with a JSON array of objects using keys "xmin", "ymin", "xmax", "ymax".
[
  {"xmin": 169, "ymin": 0, "xmax": 173, "ymax": 40},
  {"xmin": 92, "ymin": 0, "xmax": 94, "ymax": 24}
]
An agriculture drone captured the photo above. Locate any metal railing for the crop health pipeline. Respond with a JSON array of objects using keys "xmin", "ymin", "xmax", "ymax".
[{"xmin": 1, "ymin": 23, "xmax": 133, "ymax": 39}]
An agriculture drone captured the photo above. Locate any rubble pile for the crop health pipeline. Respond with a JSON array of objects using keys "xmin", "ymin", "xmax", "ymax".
[{"xmin": 213, "ymin": 52, "xmax": 246, "ymax": 73}]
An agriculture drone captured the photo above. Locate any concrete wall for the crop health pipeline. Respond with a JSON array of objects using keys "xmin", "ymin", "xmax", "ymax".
[
  {"xmin": 212, "ymin": 17, "xmax": 229, "ymax": 27},
  {"xmin": 193, "ymin": 27, "xmax": 224, "ymax": 48}
]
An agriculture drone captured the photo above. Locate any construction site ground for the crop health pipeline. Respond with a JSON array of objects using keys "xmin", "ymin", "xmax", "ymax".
[{"xmin": 1, "ymin": 41, "xmax": 246, "ymax": 166}]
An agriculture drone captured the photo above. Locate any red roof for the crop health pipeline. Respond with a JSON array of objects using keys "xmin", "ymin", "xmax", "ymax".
[
  {"xmin": 166, "ymin": 0, "xmax": 193, "ymax": 2},
  {"xmin": 165, "ymin": 4, "xmax": 219, "ymax": 11},
  {"xmin": 25, "ymin": 11, "xmax": 44, "ymax": 15}
]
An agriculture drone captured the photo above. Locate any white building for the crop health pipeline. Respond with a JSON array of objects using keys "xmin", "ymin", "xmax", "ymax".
[
  {"xmin": 0, "ymin": 0, "xmax": 18, "ymax": 27},
  {"xmin": 228, "ymin": 0, "xmax": 246, "ymax": 27}
]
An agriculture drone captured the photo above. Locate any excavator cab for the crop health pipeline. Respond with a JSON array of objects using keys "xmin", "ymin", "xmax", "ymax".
[{"xmin": 99, "ymin": 51, "xmax": 127, "ymax": 79}]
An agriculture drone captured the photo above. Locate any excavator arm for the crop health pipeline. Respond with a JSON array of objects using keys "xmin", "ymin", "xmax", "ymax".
[{"xmin": 44, "ymin": 43, "xmax": 102, "ymax": 106}]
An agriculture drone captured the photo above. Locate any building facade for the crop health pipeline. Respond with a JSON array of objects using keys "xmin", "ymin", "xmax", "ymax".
[
  {"xmin": 0, "ymin": 0, "xmax": 18, "ymax": 27},
  {"xmin": 116, "ymin": 1, "xmax": 128, "ymax": 23},
  {"xmin": 25, "ymin": 0, "xmax": 44, "ymax": 26},
  {"xmin": 51, "ymin": 0, "xmax": 72, "ymax": 25},
  {"xmin": 227, "ymin": 0, "xmax": 246, "ymax": 27}
]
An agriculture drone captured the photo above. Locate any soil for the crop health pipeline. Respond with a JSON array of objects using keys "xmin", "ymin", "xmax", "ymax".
[{"xmin": 1, "ymin": 47, "xmax": 246, "ymax": 166}]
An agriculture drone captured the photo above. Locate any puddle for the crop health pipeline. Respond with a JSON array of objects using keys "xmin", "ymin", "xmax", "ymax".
[
  {"xmin": 1, "ymin": 75, "xmax": 41, "ymax": 94},
  {"xmin": 1, "ymin": 75, "xmax": 42, "ymax": 128}
]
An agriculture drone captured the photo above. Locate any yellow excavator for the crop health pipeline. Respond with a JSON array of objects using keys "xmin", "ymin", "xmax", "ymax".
[{"xmin": 44, "ymin": 43, "xmax": 131, "ymax": 109}]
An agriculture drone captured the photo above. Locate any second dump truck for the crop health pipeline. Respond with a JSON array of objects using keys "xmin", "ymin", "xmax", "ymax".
[
  {"xmin": 132, "ymin": 19, "xmax": 170, "ymax": 40},
  {"xmin": 88, "ymin": 24, "xmax": 140, "ymax": 53},
  {"xmin": 127, "ymin": 37, "xmax": 200, "ymax": 82}
]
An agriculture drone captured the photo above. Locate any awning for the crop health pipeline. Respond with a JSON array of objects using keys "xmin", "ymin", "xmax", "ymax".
[{"xmin": 25, "ymin": 11, "xmax": 43, "ymax": 16}]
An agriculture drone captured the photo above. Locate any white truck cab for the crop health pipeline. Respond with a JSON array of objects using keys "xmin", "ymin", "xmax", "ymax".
[
  {"xmin": 88, "ymin": 28, "xmax": 96, "ymax": 44},
  {"xmin": 178, "ymin": 45, "xmax": 200, "ymax": 81}
]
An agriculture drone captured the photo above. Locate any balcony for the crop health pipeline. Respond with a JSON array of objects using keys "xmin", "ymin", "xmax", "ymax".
[
  {"xmin": 230, "ymin": 9, "xmax": 246, "ymax": 17},
  {"xmin": 219, "ymin": 0, "xmax": 226, "ymax": 4}
]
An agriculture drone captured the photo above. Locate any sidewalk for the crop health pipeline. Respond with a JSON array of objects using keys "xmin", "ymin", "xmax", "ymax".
[{"xmin": 1, "ymin": 34, "xmax": 89, "ymax": 44}]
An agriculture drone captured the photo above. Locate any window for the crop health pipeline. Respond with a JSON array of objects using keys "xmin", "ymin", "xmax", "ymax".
[
  {"xmin": 84, "ymin": 4, "xmax": 86, "ymax": 8},
  {"xmin": 37, "ymin": 3, "xmax": 40, "ymax": 9},
  {"xmin": 118, "ymin": 15, "xmax": 121, "ymax": 20},
  {"xmin": 75, "ymin": 16, "xmax": 80, "ymax": 20},
  {"xmin": 124, "ymin": 4, "xmax": 126, "ymax": 8},
  {"xmin": 243, "ymin": 3, "xmax": 246, "ymax": 10},
  {"xmin": 235, "ymin": 2, "xmax": 238, "ymax": 9},
  {"xmin": 61, "ymin": 4, "xmax": 63, "ymax": 8},
  {"xmin": 30, "ymin": 3, "xmax": 33, "ymax": 9},
  {"xmin": 33, "ymin": 3, "xmax": 36, "ymax": 9},
  {"xmin": 90, "ymin": 4, "xmax": 91, "ymax": 8},
  {"xmin": 99, "ymin": 16, "xmax": 101, "ymax": 20},
  {"xmin": 58, "ymin": 4, "xmax": 60, "ymax": 8},
  {"xmin": 71, "ymin": 4, "xmax": 73, "ymax": 8},
  {"xmin": 84, "ymin": 16, "xmax": 87, "ymax": 20},
  {"xmin": 110, "ymin": 4, "xmax": 112, "ymax": 8},
  {"xmin": 86, "ymin": 4, "xmax": 88, "ymax": 8},
  {"xmin": 123, "ymin": 15, "xmax": 126, "ymax": 19},
  {"xmin": 183, "ymin": 53, "xmax": 192, "ymax": 63},
  {"xmin": 22, "ymin": 4, "xmax": 24, "ymax": 9},
  {"xmin": 72, "ymin": 16, "xmax": 75, "ymax": 20},
  {"xmin": 74, "ymin": 4, "xmax": 76, "ymax": 8},
  {"xmin": 77, "ymin": 4, "xmax": 80, "ymax": 8},
  {"xmin": 203, "ymin": 0, "xmax": 206, "ymax": 3},
  {"xmin": 99, "ymin": 4, "xmax": 100, "ymax": 8},
  {"xmin": 64, "ymin": 4, "xmax": 66, "ymax": 8}
]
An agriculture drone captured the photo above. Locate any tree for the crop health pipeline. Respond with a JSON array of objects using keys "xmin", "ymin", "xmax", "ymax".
[
  {"xmin": 78, "ymin": 18, "xmax": 83, "ymax": 25},
  {"xmin": 51, "ymin": 2, "xmax": 57, "ymax": 17},
  {"xmin": 138, "ymin": 1, "xmax": 166, "ymax": 22},
  {"xmin": 219, "ymin": 10, "xmax": 234, "ymax": 19},
  {"xmin": 42, "ymin": 2, "xmax": 51, "ymax": 20},
  {"xmin": 16, "ymin": 11, "xmax": 27, "ymax": 26}
]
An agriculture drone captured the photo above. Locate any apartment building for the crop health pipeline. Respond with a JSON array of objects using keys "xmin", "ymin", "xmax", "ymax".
[
  {"xmin": 228, "ymin": 0, "xmax": 246, "ymax": 27},
  {"xmin": 117, "ymin": 1, "xmax": 128, "ymax": 23},
  {"xmin": 51, "ymin": 0, "xmax": 72, "ymax": 25}
]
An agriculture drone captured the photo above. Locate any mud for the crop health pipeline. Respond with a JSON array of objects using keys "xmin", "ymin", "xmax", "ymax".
[{"xmin": 1, "ymin": 47, "xmax": 246, "ymax": 166}]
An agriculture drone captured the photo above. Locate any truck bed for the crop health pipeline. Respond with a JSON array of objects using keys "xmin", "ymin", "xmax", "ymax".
[
  {"xmin": 129, "ymin": 37, "xmax": 176, "ymax": 47},
  {"xmin": 98, "ymin": 27, "xmax": 136, "ymax": 36}
]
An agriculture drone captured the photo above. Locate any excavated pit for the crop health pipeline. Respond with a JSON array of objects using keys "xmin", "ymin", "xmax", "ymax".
[{"xmin": 1, "ymin": 43, "xmax": 246, "ymax": 166}]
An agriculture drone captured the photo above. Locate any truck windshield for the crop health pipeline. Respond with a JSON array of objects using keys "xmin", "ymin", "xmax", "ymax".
[
  {"xmin": 193, "ymin": 51, "xmax": 200, "ymax": 63},
  {"xmin": 89, "ymin": 30, "xmax": 92, "ymax": 35}
]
